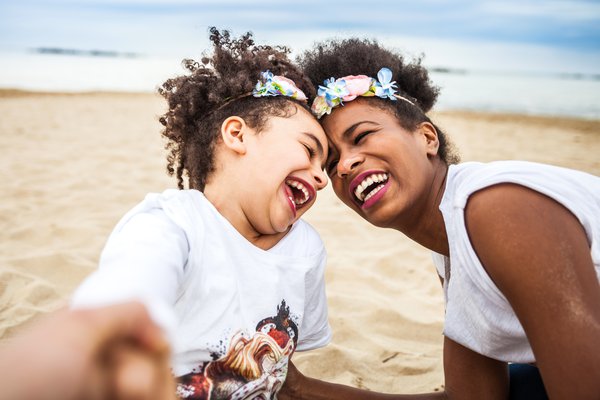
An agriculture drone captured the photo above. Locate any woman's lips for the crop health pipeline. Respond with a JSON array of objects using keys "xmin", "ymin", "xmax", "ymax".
[
  {"xmin": 361, "ymin": 180, "xmax": 390, "ymax": 209},
  {"xmin": 348, "ymin": 170, "xmax": 389, "ymax": 209}
]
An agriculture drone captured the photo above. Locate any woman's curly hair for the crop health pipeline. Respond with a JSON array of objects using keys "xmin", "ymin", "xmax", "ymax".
[
  {"xmin": 298, "ymin": 38, "xmax": 459, "ymax": 164},
  {"xmin": 158, "ymin": 27, "xmax": 316, "ymax": 190}
]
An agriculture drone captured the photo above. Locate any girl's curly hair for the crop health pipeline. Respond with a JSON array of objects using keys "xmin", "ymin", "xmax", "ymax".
[
  {"xmin": 158, "ymin": 27, "xmax": 316, "ymax": 190},
  {"xmin": 298, "ymin": 38, "xmax": 459, "ymax": 164}
]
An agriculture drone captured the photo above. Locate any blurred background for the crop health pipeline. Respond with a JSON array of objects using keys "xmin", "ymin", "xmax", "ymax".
[{"xmin": 1, "ymin": 0, "xmax": 599, "ymax": 119}]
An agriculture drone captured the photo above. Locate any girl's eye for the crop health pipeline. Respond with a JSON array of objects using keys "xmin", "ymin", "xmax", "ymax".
[
  {"xmin": 303, "ymin": 144, "xmax": 316, "ymax": 158},
  {"xmin": 354, "ymin": 131, "xmax": 371, "ymax": 145}
]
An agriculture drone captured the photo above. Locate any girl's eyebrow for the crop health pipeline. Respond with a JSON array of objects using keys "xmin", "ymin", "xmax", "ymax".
[{"xmin": 301, "ymin": 132, "xmax": 325, "ymax": 160}]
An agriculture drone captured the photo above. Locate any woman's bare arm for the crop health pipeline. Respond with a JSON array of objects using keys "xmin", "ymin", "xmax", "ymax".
[
  {"xmin": 465, "ymin": 183, "xmax": 600, "ymax": 399},
  {"xmin": 280, "ymin": 330, "xmax": 512, "ymax": 400},
  {"xmin": 279, "ymin": 360, "xmax": 448, "ymax": 400}
]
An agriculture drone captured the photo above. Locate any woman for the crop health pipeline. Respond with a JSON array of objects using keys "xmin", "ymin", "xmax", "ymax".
[{"xmin": 280, "ymin": 38, "xmax": 600, "ymax": 399}]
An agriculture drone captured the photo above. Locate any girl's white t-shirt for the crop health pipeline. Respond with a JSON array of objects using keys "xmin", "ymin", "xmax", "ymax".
[
  {"xmin": 71, "ymin": 189, "xmax": 331, "ymax": 397},
  {"xmin": 433, "ymin": 161, "xmax": 600, "ymax": 363}
]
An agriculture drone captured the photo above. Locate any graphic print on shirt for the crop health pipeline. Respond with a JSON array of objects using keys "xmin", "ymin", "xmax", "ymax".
[{"xmin": 176, "ymin": 300, "xmax": 299, "ymax": 399}]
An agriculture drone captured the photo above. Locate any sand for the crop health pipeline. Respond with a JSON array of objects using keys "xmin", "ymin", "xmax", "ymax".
[{"xmin": 1, "ymin": 90, "xmax": 598, "ymax": 393}]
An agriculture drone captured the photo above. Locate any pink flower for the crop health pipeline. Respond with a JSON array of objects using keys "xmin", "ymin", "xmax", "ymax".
[
  {"xmin": 341, "ymin": 75, "xmax": 372, "ymax": 101},
  {"xmin": 273, "ymin": 75, "xmax": 307, "ymax": 100}
]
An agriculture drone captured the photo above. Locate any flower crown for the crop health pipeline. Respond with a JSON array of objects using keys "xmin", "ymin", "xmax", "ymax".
[
  {"xmin": 252, "ymin": 71, "xmax": 307, "ymax": 101},
  {"xmin": 310, "ymin": 67, "xmax": 414, "ymax": 119}
]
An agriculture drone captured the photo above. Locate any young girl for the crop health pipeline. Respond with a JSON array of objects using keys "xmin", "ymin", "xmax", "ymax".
[
  {"xmin": 279, "ymin": 38, "xmax": 600, "ymax": 399},
  {"xmin": 71, "ymin": 28, "xmax": 331, "ymax": 399}
]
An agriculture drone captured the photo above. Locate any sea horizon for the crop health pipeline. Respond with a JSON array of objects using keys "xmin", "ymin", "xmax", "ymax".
[{"xmin": 1, "ymin": 49, "xmax": 599, "ymax": 120}]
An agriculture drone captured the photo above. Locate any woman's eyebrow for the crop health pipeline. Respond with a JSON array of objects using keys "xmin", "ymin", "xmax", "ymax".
[{"xmin": 342, "ymin": 121, "xmax": 378, "ymax": 140}]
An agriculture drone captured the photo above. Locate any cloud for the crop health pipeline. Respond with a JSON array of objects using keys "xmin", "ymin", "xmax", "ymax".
[
  {"xmin": 480, "ymin": 0, "xmax": 600, "ymax": 21},
  {"xmin": 1, "ymin": 0, "xmax": 598, "ymax": 74}
]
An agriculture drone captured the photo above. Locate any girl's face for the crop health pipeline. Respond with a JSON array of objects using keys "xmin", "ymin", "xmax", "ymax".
[
  {"xmin": 321, "ymin": 100, "xmax": 438, "ymax": 228},
  {"xmin": 240, "ymin": 106, "xmax": 328, "ymax": 235}
]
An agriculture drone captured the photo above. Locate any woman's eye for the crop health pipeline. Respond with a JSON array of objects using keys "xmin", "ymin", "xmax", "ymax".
[
  {"xmin": 354, "ymin": 131, "xmax": 371, "ymax": 145},
  {"xmin": 326, "ymin": 160, "xmax": 338, "ymax": 176}
]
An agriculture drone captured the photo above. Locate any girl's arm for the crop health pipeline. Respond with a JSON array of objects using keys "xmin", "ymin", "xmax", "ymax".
[
  {"xmin": 71, "ymin": 209, "xmax": 188, "ymax": 336},
  {"xmin": 465, "ymin": 183, "xmax": 600, "ymax": 399}
]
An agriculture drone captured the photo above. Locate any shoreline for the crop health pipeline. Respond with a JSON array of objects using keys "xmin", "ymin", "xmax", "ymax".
[{"xmin": 1, "ymin": 88, "xmax": 599, "ymax": 125}]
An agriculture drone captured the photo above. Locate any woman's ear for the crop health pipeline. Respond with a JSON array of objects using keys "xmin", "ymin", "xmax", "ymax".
[
  {"xmin": 221, "ymin": 116, "xmax": 248, "ymax": 155},
  {"xmin": 418, "ymin": 122, "xmax": 440, "ymax": 157}
]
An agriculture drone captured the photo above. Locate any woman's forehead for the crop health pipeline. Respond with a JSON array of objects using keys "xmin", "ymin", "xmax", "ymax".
[{"xmin": 323, "ymin": 100, "xmax": 385, "ymax": 127}]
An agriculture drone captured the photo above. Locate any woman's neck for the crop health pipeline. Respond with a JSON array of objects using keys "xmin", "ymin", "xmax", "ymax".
[{"xmin": 399, "ymin": 161, "xmax": 450, "ymax": 256}]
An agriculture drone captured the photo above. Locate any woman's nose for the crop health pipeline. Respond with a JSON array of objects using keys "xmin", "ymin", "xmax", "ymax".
[{"xmin": 337, "ymin": 154, "xmax": 362, "ymax": 178}]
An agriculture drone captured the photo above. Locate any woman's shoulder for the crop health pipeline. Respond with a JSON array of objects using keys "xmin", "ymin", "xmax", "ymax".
[
  {"xmin": 450, "ymin": 160, "xmax": 598, "ymax": 181},
  {"xmin": 446, "ymin": 161, "xmax": 599, "ymax": 210}
]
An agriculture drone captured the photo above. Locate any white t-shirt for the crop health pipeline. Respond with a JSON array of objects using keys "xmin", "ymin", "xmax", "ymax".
[
  {"xmin": 433, "ymin": 161, "xmax": 600, "ymax": 363},
  {"xmin": 71, "ymin": 189, "xmax": 331, "ymax": 398}
]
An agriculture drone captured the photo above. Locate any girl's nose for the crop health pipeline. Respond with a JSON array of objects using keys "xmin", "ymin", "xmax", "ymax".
[{"xmin": 313, "ymin": 167, "xmax": 328, "ymax": 190}]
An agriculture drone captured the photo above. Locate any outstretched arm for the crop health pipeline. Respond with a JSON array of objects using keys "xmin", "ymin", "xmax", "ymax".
[
  {"xmin": 465, "ymin": 183, "xmax": 600, "ymax": 399},
  {"xmin": 0, "ymin": 302, "xmax": 176, "ymax": 400}
]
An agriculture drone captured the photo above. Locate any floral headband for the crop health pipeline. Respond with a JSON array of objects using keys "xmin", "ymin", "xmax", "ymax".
[
  {"xmin": 310, "ymin": 67, "xmax": 414, "ymax": 119},
  {"xmin": 252, "ymin": 71, "xmax": 307, "ymax": 101}
]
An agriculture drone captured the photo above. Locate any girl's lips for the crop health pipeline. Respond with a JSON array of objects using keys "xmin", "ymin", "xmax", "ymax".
[
  {"xmin": 283, "ymin": 176, "xmax": 316, "ymax": 217},
  {"xmin": 283, "ymin": 184, "xmax": 297, "ymax": 218}
]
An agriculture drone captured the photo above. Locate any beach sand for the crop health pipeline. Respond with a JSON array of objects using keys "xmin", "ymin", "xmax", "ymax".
[{"xmin": 1, "ymin": 90, "xmax": 599, "ymax": 393}]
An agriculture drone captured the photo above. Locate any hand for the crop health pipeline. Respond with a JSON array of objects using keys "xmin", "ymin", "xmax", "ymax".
[
  {"xmin": 0, "ymin": 302, "xmax": 176, "ymax": 400},
  {"xmin": 279, "ymin": 360, "xmax": 307, "ymax": 400}
]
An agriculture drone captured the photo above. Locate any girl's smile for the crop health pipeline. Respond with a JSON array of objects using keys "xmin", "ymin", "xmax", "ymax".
[
  {"xmin": 283, "ymin": 176, "xmax": 316, "ymax": 218},
  {"xmin": 205, "ymin": 105, "xmax": 328, "ymax": 246}
]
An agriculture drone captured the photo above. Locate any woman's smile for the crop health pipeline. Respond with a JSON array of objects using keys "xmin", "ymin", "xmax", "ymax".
[{"xmin": 348, "ymin": 170, "xmax": 390, "ymax": 209}]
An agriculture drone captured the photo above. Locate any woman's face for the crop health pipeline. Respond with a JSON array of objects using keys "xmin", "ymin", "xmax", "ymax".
[{"xmin": 321, "ymin": 100, "xmax": 439, "ymax": 228}]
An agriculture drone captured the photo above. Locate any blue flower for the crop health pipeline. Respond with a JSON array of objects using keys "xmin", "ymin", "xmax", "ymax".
[
  {"xmin": 373, "ymin": 67, "xmax": 398, "ymax": 100},
  {"xmin": 253, "ymin": 71, "xmax": 277, "ymax": 96},
  {"xmin": 252, "ymin": 70, "xmax": 307, "ymax": 100},
  {"xmin": 318, "ymin": 77, "xmax": 349, "ymax": 107}
]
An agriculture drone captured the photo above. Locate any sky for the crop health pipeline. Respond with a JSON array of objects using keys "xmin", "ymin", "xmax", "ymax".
[{"xmin": 1, "ymin": 0, "xmax": 599, "ymax": 76}]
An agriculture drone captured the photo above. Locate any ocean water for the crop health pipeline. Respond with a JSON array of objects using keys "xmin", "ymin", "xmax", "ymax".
[
  {"xmin": 431, "ymin": 71, "xmax": 600, "ymax": 120},
  {"xmin": 1, "ymin": 51, "xmax": 599, "ymax": 120}
]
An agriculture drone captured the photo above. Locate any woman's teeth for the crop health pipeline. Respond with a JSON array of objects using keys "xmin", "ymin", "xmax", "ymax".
[
  {"xmin": 354, "ymin": 173, "xmax": 388, "ymax": 202},
  {"xmin": 286, "ymin": 179, "xmax": 310, "ymax": 206}
]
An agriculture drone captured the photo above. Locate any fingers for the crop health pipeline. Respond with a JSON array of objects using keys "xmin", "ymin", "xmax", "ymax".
[
  {"xmin": 74, "ymin": 302, "xmax": 170, "ymax": 356},
  {"xmin": 108, "ymin": 343, "xmax": 177, "ymax": 400}
]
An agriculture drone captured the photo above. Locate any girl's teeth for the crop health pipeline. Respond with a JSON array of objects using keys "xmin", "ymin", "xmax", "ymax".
[{"xmin": 286, "ymin": 179, "xmax": 310, "ymax": 205}]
